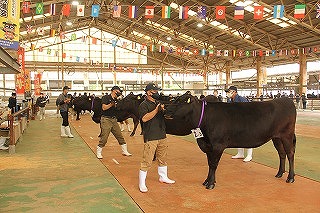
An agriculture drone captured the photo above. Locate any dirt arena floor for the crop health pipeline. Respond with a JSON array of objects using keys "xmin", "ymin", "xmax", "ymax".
[{"xmin": 71, "ymin": 112, "xmax": 320, "ymax": 213}]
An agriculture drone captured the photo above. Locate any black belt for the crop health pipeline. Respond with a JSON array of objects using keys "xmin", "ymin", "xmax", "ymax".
[{"xmin": 101, "ymin": 115, "xmax": 117, "ymax": 119}]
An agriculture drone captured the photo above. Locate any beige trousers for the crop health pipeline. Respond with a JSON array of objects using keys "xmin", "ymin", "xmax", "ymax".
[
  {"xmin": 98, "ymin": 117, "xmax": 126, "ymax": 147},
  {"xmin": 140, "ymin": 139, "xmax": 168, "ymax": 171}
]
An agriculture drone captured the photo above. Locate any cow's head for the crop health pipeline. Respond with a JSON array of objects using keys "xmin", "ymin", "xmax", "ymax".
[{"xmin": 164, "ymin": 92, "xmax": 198, "ymax": 120}]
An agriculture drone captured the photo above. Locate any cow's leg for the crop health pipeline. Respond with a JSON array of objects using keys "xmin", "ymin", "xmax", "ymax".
[
  {"xmin": 281, "ymin": 133, "xmax": 296, "ymax": 183},
  {"xmin": 272, "ymin": 138, "xmax": 286, "ymax": 178},
  {"xmin": 130, "ymin": 116, "xmax": 139, "ymax": 137},
  {"xmin": 196, "ymin": 138, "xmax": 213, "ymax": 186},
  {"xmin": 202, "ymin": 154, "xmax": 214, "ymax": 187},
  {"xmin": 76, "ymin": 110, "xmax": 81, "ymax": 120},
  {"xmin": 204, "ymin": 146, "xmax": 224, "ymax": 190}
]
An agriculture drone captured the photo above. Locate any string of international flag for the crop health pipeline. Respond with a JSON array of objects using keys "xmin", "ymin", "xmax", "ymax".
[{"xmin": 21, "ymin": 2, "xmax": 320, "ymax": 20}]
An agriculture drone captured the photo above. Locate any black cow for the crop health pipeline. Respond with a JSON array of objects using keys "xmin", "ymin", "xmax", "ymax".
[
  {"xmin": 91, "ymin": 94, "xmax": 143, "ymax": 136},
  {"xmin": 165, "ymin": 93, "xmax": 297, "ymax": 190},
  {"xmin": 72, "ymin": 96, "xmax": 93, "ymax": 120}
]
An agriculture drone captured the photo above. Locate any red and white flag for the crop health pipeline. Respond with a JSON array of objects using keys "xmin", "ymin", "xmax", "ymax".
[
  {"xmin": 22, "ymin": 1, "xmax": 30, "ymax": 14},
  {"xmin": 216, "ymin": 6, "xmax": 226, "ymax": 19},
  {"xmin": 113, "ymin": 6, "xmax": 121, "ymax": 17},
  {"xmin": 254, "ymin": 6, "xmax": 264, "ymax": 19},
  {"xmin": 62, "ymin": 4, "xmax": 71, "ymax": 16},
  {"xmin": 145, "ymin": 6, "xmax": 154, "ymax": 18},
  {"xmin": 49, "ymin": 4, "xmax": 56, "ymax": 15},
  {"xmin": 77, "ymin": 5, "xmax": 85, "ymax": 16}
]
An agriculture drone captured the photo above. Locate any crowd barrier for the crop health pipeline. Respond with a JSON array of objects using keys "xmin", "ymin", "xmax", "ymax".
[
  {"xmin": 251, "ymin": 98, "xmax": 320, "ymax": 110},
  {"xmin": 7, "ymin": 107, "xmax": 30, "ymax": 154}
]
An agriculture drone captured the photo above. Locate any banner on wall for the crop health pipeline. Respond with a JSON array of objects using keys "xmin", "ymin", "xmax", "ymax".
[
  {"xmin": 34, "ymin": 73, "xmax": 42, "ymax": 96},
  {"xmin": 16, "ymin": 47, "xmax": 25, "ymax": 102},
  {"xmin": 0, "ymin": 0, "xmax": 20, "ymax": 49},
  {"xmin": 24, "ymin": 69, "xmax": 31, "ymax": 99}
]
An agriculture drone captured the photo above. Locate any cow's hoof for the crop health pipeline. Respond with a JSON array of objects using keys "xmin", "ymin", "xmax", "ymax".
[
  {"xmin": 206, "ymin": 184, "xmax": 215, "ymax": 190},
  {"xmin": 275, "ymin": 172, "xmax": 283, "ymax": 178},
  {"xmin": 76, "ymin": 118, "xmax": 80, "ymax": 120},
  {"xmin": 202, "ymin": 180, "xmax": 208, "ymax": 186},
  {"xmin": 286, "ymin": 178, "xmax": 295, "ymax": 183}
]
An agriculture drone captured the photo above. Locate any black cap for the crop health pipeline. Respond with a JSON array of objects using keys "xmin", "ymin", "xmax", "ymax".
[
  {"xmin": 111, "ymin": 86, "xmax": 123, "ymax": 92},
  {"xmin": 225, "ymin": 86, "xmax": 237, "ymax": 93},
  {"xmin": 63, "ymin": 86, "xmax": 70, "ymax": 90},
  {"xmin": 145, "ymin": 83, "xmax": 161, "ymax": 91}
]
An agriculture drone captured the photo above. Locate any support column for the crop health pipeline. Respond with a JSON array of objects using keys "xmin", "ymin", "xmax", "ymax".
[
  {"xmin": 225, "ymin": 61, "xmax": 231, "ymax": 88},
  {"xmin": 203, "ymin": 69, "xmax": 208, "ymax": 89},
  {"xmin": 218, "ymin": 71, "xmax": 223, "ymax": 85},
  {"xmin": 256, "ymin": 56, "xmax": 266, "ymax": 97},
  {"xmin": 299, "ymin": 52, "xmax": 307, "ymax": 95},
  {"xmin": 113, "ymin": 46, "xmax": 117, "ymax": 85}
]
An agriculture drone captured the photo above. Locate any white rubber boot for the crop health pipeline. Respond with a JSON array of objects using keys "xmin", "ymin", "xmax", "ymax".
[
  {"xmin": 121, "ymin": 144, "xmax": 132, "ymax": 156},
  {"xmin": 127, "ymin": 124, "xmax": 131, "ymax": 132},
  {"xmin": 158, "ymin": 166, "xmax": 175, "ymax": 184},
  {"xmin": 120, "ymin": 123, "xmax": 124, "ymax": 131},
  {"xmin": 65, "ymin": 126, "xmax": 74, "ymax": 138},
  {"xmin": 232, "ymin": 148, "xmax": 245, "ymax": 159},
  {"xmin": 139, "ymin": 170, "xmax": 148, "ymax": 193},
  {"xmin": 61, "ymin": 126, "xmax": 68, "ymax": 137},
  {"xmin": 97, "ymin": 146, "xmax": 103, "ymax": 159},
  {"xmin": 243, "ymin": 148, "xmax": 253, "ymax": 162}
]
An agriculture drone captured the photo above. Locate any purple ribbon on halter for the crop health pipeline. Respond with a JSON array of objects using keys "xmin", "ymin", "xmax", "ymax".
[
  {"xmin": 197, "ymin": 100, "xmax": 207, "ymax": 128},
  {"xmin": 91, "ymin": 98, "xmax": 95, "ymax": 111}
]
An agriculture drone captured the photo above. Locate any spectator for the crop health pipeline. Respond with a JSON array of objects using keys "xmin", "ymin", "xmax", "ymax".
[
  {"xmin": 301, "ymin": 93, "xmax": 307, "ymax": 110},
  {"xmin": 289, "ymin": 91, "xmax": 294, "ymax": 99},
  {"xmin": 36, "ymin": 92, "xmax": 47, "ymax": 121},
  {"xmin": 8, "ymin": 92, "xmax": 17, "ymax": 114},
  {"xmin": 56, "ymin": 86, "xmax": 74, "ymax": 138},
  {"xmin": 295, "ymin": 94, "xmax": 301, "ymax": 109}
]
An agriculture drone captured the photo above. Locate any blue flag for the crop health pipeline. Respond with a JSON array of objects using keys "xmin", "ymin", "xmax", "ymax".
[
  {"xmin": 76, "ymin": 56, "xmax": 80, "ymax": 62},
  {"xmin": 271, "ymin": 50, "xmax": 276, "ymax": 56},
  {"xmin": 91, "ymin": 4, "xmax": 100, "ymax": 17},
  {"xmin": 273, "ymin": 5, "xmax": 284, "ymax": 18},
  {"xmin": 197, "ymin": 6, "xmax": 206, "ymax": 19},
  {"xmin": 200, "ymin": 49, "xmax": 206, "ymax": 56},
  {"xmin": 111, "ymin": 39, "xmax": 118, "ymax": 47}
]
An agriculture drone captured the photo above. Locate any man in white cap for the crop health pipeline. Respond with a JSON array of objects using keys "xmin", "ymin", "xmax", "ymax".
[
  {"xmin": 138, "ymin": 83, "xmax": 175, "ymax": 193},
  {"xmin": 96, "ymin": 86, "xmax": 132, "ymax": 159},
  {"xmin": 225, "ymin": 85, "xmax": 253, "ymax": 162}
]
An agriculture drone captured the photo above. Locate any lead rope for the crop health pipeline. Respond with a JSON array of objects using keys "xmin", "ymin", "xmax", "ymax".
[{"xmin": 197, "ymin": 100, "xmax": 207, "ymax": 128}]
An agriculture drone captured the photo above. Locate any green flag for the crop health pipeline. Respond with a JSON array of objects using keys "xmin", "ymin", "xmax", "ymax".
[
  {"xmin": 36, "ymin": 3, "xmax": 44, "ymax": 15},
  {"xmin": 71, "ymin": 33, "xmax": 77, "ymax": 41}
]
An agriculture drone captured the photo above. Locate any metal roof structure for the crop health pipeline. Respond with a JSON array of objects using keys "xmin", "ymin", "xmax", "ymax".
[{"xmin": 19, "ymin": 0, "xmax": 320, "ymax": 73}]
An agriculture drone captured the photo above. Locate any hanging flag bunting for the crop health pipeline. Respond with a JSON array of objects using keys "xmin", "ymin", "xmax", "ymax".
[
  {"xmin": 22, "ymin": 1, "xmax": 31, "ymax": 14},
  {"xmin": 216, "ymin": 50, "xmax": 222, "ymax": 56},
  {"xmin": 271, "ymin": 50, "xmax": 276, "ymax": 56},
  {"xmin": 38, "ymin": 46, "xmax": 43, "ymax": 52},
  {"xmin": 162, "ymin": 6, "xmax": 171, "ymax": 18},
  {"xmin": 62, "ymin": 4, "xmax": 71, "ymax": 16},
  {"xmin": 50, "ymin": 4, "xmax": 56, "ymax": 16},
  {"xmin": 278, "ymin": 49, "xmax": 283, "ymax": 56},
  {"xmin": 238, "ymin": 50, "xmax": 244, "ymax": 56},
  {"xmin": 60, "ymin": 31, "xmax": 65, "ymax": 40},
  {"xmin": 245, "ymin": 50, "xmax": 250, "ymax": 57},
  {"xmin": 92, "ymin": 4, "xmax": 100, "ymax": 17},
  {"xmin": 314, "ymin": 47, "xmax": 318, "ymax": 52},
  {"xmin": 168, "ymin": 47, "xmax": 173, "ymax": 54},
  {"xmin": 111, "ymin": 39, "xmax": 117, "ymax": 47},
  {"xmin": 113, "ymin": 5, "xmax": 121, "ymax": 17},
  {"xmin": 132, "ymin": 42, "xmax": 136, "ymax": 49},
  {"xmin": 259, "ymin": 50, "xmax": 263, "ymax": 56},
  {"xmin": 232, "ymin": 50, "xmax": 236, "ymax": 57},
  {"xmin": 252, "ymin": 50, "xmax": 257, "ymax": 56},
  {"xmin": 26, "ymin": 24, "xmax": 32, "ymax": 33},
  {"xmin": 216, "ymin": 6, "xmax": 226, "ymax": 20},
  {"xmin": 208, "ymin": 49, "xmax": 214, "ymax": 56},
  {"xmin": 176, "ymin": 47, "xmax": 182, "ymax": 54},
  {"xmin": 77, "ymin": 5, "xmax": 85, "ymax": 16},
  {"xmin": 294, "ymin": 4, "xmax": 305, "ymax": 19},
  {"xmin": 302, "ymin": 48, "xmax": 306, "ymax": 54},
  {"xmin": 234, "ymin": 6, "xmax": 244, "ymax": 19},
  {"xmin": 145, "ymin": 6, "xmax": 154, "ymax": 18},
  {"xmin": 122, "ymin": 41, "xmax": 127, "ymax": 48},
  {"xmin": 197, "ymin": 6, "xmax": 206, "ymax": 19},
  {"xmin": 159, "ymin": 45, "xmax": 165, "ymax": 52},
  {"xmin": 128, "ymin": 6, "xmax": 137, "ymax": 18},
  {"xmin": 265, "ymin": 50, "xmax": 270, "ymax": 56},
  {"xmin": 254, "ymin": 6, "xmax": 264, "ymax": 19},
  {"xmin": 273, "ymin": 5, "xmax": 284, "ymax": 19},
  {"xmin": 200, "ymin": 49, "xmax": 206, "ymax": 56},
  {"xmin": 30, "ymin": 43, "xmax": 35, "ymax": 50},
  {"xmin": 223, "ymin": 50, "xmax": 229, "ymax": 56},
  {"xmin": 76, "ymin": 56, "xmax": 80, "ymax": 62},
  {"xmin": 92, "ymin": 37, "xmax": 97, "ymax": 45},
  {"xmin": 71, "ymin": 33, "xmax": 77, "ymax": 41},
  {"xmin": 50, "ymin": 29, "xmax": 55, "ymax": 37},
  {"xmin": 316, "ymin": 3, "xmax": 320, "ymax": 18},
  {"xmin": 36, "ymin": 2, "xmax": 44, "ymax": 15},
  {"xmin": 47, "ymin": 49, "xmax": 51, "ymax": 55},
  {"xmin": 179, "ymin": 6, "xmax": 188, "ymax": 19},
  {"xmin": 150, "ymin": 44, "xmax": 156, "ymax": 52},
  {"xmin": 81, "ymin": 36, "xmax": 86, "ymax": 42},
  {"xmin": 62, "ymin": 53, "xmax": 66, "ymax": 59},
  {"xmin": 37, "ymin": 27, "xmax": 44, "ymax": 35}
]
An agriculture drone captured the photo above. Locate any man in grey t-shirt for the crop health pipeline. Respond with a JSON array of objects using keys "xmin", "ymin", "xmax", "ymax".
[{"xmin": 56, "ymin": 86, "xmax": 73, "ymax": 138}]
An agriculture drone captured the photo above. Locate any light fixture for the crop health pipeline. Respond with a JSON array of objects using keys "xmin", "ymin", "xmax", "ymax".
[
  {"xmin": 66, "ymin": 21, "xmax": 72, "ymax": 26},
  {"xmin": 197, "ymin": 23, "xmax": 203, "ymax": 28},
  {"xmin": 167, "ymin": 36, "xmax": 172, "ymax": 41},
  {"xmin": 72, "ymin": 1, "xmax": 79, "ymax": 6}
]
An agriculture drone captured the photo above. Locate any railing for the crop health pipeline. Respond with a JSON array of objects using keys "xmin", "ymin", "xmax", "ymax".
[
  {"xmin": 7, "ymin": 107, "xmax": 30, "ymax": 154},
  {"xmin": 250, "ymin": 97, "xmax": 320, "ymax": 110}
]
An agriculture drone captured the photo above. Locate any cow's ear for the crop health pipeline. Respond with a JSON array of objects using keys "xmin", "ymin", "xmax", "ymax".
[{"xmin": 187, "ymin": 98, "xmax": 191, "ymax": 103}]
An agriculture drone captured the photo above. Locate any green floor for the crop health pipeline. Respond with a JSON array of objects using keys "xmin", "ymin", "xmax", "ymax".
[{"xmin": 0, "ymin": 113, "xmax": 142, "ymax": 212}]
